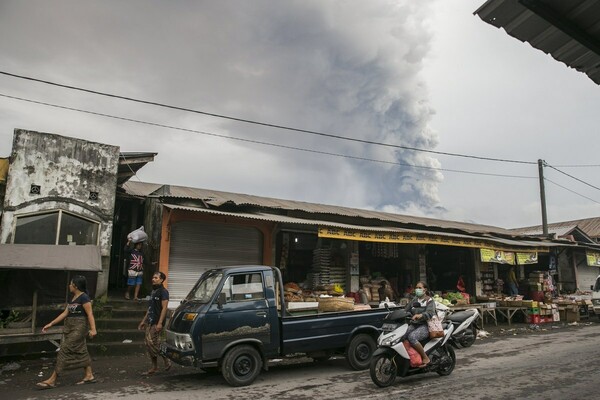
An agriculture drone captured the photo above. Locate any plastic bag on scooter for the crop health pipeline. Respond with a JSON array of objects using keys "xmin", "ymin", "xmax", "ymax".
[
  {"xmin": 403, "ymin": 341, "xmax": 422, "ymax": 368},
  {"xmin": 427, "ymin": 316, "xmax": 444, "ymax": 339}
]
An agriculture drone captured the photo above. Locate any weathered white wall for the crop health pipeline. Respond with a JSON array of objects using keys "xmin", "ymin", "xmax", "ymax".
[{"xmin": 0, "ymin": 129, "xmax": 120, "ymax": 296}]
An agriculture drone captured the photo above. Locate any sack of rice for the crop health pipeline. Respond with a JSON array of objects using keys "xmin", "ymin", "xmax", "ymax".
[{"xmin": 318, "ymin": 297, "xmax": 355, "ymax": 312}]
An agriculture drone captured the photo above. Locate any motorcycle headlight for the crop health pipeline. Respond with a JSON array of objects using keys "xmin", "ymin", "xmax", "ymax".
[{"xmin": 381, "ymin": 334, "xmax": 402, "ymax": 347}]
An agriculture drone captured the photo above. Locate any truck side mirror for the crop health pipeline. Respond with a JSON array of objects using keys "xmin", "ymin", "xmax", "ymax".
[{"xmin": 217, "ymin": 292, "xmax": 227, "ymax": 309}]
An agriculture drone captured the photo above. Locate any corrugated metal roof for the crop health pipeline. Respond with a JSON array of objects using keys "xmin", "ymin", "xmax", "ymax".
[
  {"xmin": 512, "ymin": 217, "xmax": 600, "ymax": 239},
  {"xmin": 122, "ymin": 181, "xmax": 518, "ymax": 236},
  {"xmin": 118, "ymin": 152, "xmax": 157, "ymax": 185},
  {"xmin": 163, "ymin": 204, "xmax": 564, "ymax": 249},
  {"xmin": 513, "ymin": 224, "xmax": 579, "ymax": 237},
  {"xmin": 475, "ymin": 0, "xmax": 600, "ymax": 85}
]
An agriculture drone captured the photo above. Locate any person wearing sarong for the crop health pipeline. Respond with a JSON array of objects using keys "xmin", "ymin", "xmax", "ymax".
[
  {"xmin": 138, "ymin": 271, "xmax": 172, "ymax": 375},
  {"xmin": 36, "ymin": 275, "xmax": 97, "ymax": 389}
]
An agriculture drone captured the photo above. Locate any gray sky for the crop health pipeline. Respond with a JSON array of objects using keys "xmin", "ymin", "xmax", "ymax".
[{"xmin": 0, "ymin": 0, "xmax": 598, "ymax": 229}]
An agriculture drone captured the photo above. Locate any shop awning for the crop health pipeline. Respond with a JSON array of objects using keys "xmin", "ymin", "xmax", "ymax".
[
  {"xmin": 0, "ymin": 244, "xmax": 102, "ymax": 271},
  {"xmin": 163, "ymin": 204, "xmax": 564, "ymax": 252}
]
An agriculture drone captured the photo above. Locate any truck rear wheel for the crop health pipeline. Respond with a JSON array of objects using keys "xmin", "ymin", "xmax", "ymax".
[
  {"xmin": 222, "ymin": 345, "xmax": 262, "ymax": 387},
  {"xmin": 347, "ymin": 333, "xmax": 376, "ymax": 370}
]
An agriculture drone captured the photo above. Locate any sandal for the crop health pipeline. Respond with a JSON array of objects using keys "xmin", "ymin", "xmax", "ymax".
[
  {"xmin": 141, "ymin": 368, "xmax": 158, "ymax": 376},
  {"xmin": 75, "ymin": 378, "xmax": 97, "ymax": 385},
  {"xmin": 36, "ymin": 382, "xmax": 56, "ymax": 390},
  {"xmin": 164, "ymin": 361, "xmax": 172, "ymax": 371}
]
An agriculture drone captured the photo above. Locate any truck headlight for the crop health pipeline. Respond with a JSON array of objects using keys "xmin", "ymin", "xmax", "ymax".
[{"xmin": 182, "ymin": 313, "xmax": 198, "ymax": 321}]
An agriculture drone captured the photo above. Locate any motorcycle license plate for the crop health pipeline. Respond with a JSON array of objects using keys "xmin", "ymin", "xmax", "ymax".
[{"xmin": 382, "ymin": 323, "xmax": 399, "ymax": 332}]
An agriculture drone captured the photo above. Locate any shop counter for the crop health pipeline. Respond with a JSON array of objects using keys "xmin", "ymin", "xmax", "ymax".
[{"xmin": 495, "ymin": 306, "xmax": 528, "ymax": 326}]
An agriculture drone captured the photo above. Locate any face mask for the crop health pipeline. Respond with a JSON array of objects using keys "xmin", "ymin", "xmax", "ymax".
[{"xmin": 415, "ymin": 288, "xmax": 425, "ymax": 297}]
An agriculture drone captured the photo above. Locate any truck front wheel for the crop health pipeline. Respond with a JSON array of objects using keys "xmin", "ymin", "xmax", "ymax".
[
  {"xmin": 222, "ymin": 345, "xmax": 263, "ymax": 387},
  {"xmin": 347, "ymin": 333, "xmax": 376, "ymax": 370}
]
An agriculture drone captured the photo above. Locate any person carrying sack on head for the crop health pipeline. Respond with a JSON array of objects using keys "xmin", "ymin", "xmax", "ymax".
[{"xmin": 124, "ymin": 239, "xmax": 144, "ymax": 300}]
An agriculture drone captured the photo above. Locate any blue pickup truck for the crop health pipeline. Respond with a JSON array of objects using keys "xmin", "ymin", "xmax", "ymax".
[{"xmin": 161, "ymin": 265, "xmax": 390, "ymax": 386}]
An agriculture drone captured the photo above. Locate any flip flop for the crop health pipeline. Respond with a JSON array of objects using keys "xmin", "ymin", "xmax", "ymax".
[
  {"xmin": 36, "ymin": 382, "xmax": 56, "ymax": 390},
  {"xmin": 75, "ymin": 378, "xmax": 97, "ymax": 385},
  {"xmin": 141, "ymin": 369, "xmax": 158, "ymax": 376},
  {"xmin": 164, "ymin": 361, "xmax": 172, "ymax": 372}
]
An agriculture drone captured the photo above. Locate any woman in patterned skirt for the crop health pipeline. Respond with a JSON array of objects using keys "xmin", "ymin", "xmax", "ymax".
[{"xmin": 36, "ymin": 275, "xmax": 97, "ymax": 389}]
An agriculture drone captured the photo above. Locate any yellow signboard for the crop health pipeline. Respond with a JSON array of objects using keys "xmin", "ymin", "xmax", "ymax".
[
  {"xmin": 516, "ymin": 252, "xmax": 538, "ymax": 265},
  {"xmin": 586, "ymin": 252, "xmax": 600, "ymax": 267},
  {"xmin": 480, "ymin": 248, "xmax": 515, "ymax": 265},
  {"xmin": 318, "ymin": 227, "xmax": 548, "ymax": 253}
]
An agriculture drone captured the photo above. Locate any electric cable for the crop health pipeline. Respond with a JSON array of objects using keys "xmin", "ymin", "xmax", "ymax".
[
  {"xmin": 0, "ymin": 92, "xmax": 538, "ymax": 180},
  {"xmin": 0, "ymin": 70, "xmax": 537, "ymax": 165}
]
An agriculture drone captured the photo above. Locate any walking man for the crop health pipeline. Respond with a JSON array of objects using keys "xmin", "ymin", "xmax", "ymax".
[{"xmin": 138, "ymin": 271, "xmax": 172, "ymax": 375}]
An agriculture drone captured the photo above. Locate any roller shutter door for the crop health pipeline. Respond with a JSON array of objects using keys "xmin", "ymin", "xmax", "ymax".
[
  {"xmin": 578, "ymin": 265, "xmax": 600, "ymax": 291},
  {"xmin": 168, "ymin": 220, "xmax": 263, "ymax": 301}
]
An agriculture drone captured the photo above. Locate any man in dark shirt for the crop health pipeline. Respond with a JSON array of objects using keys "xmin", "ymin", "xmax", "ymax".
[{"xmin": 138, "ymin": 271, "xmax": 171, "ymax": 375}]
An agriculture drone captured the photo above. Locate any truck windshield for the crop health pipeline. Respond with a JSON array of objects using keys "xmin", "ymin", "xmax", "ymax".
[{"xmin": 186, "ymin": 271, "xmax": 223, "ymax": 303}]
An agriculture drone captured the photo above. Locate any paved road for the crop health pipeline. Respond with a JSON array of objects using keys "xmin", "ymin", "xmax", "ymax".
[{"xmin": 4, "ymin": 323, "xmax": 600, "ymax": 400}]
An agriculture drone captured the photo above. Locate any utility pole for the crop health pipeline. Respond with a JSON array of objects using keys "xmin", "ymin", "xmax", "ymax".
[{"xmin": 538, "ymin": 159, "xmax": 548, "ymax": 236}]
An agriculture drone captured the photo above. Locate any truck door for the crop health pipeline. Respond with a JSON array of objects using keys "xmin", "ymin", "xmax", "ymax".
[{"xmin": 202, "ymin": 272, "xmax": 274, "ymax": 360}]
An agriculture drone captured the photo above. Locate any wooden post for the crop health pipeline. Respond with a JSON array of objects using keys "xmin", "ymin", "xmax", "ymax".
[{"xmin": 31, "ymin": 290, "xmax": 38, "ymax": 334}]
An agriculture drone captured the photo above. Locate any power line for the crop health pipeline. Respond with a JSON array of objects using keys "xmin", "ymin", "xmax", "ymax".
[
  {"xmin": 553, "ymin": 164, "xmax": 600, "ymax": 168},
  {"xmin": 0, "ymin": 92, "xmax": 537, "ymax": 180},
  {"xmin": 545, "ymin": 178, "xmax": 600, "ymax": 205},
  {"xmin": 545, "ymin": 162, "xmax": 600, "ymax": 192},
  {"xmin": 0, "ymin": 70, "xmax": 537, "ymax": 165}
]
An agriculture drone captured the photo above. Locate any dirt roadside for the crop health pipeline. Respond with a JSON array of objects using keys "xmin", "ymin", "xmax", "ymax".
[{"xmin": 0, "ymin": 319, "xmax": 597, "ymax": 395}]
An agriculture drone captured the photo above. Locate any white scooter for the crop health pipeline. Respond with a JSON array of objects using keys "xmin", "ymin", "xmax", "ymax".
[
  {"xmin": 370, "ymin": 307, "xmax": 456, "ymax": 388},
  {"xmin": 436, "ymin": 302, "xmax": 480, "ymax": 348}
]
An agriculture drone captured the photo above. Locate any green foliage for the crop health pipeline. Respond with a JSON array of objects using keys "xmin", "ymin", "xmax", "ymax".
[
  {"xmin": 0, "ymin": 310, "xmax": 20, "ymax": 328},
  {"xmin": 92, "ymin": 296, "xmax": 112, "ymax": 319}
]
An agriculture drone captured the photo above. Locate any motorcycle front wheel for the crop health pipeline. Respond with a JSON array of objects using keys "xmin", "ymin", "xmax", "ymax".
[{"xmin": 370, "ymin": 352, "xmax": 397, "ymax": 387}]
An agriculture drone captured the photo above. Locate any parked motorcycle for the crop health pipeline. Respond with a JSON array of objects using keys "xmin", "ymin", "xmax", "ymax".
[
  {"xmin": 436, "ymin": 302, "xmax": 480, "ymax": 348},
  {"xmin": 370, "ymin": 307, "xmax": 456, "ymax": 388}
]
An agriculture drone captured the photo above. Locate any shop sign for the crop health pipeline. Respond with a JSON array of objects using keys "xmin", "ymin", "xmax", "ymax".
[
  {"xmin": 480, "ymin": 248, "xmax": 515, "ymax": 265},
  {"xmin": 318, "ymin": 227, "xmax": 548, "ymax": 253},
  {"xmin": 516, "ymin": 252, "xmax": 538, "ymax": 265},
  {"xmin": 586, "ymin": 251, "xmax": 600, "ymax": 267}
]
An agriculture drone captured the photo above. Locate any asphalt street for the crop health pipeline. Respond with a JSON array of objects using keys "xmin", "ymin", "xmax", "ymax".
[{"xmin": 2, "ymin": 321, "xmax": 599, "ymax": 400}]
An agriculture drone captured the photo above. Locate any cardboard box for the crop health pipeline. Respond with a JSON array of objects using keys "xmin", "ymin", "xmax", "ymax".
[
  {"xmin": 552, "ymin": 312, "xmax": 560, "ymax": 322},
  {"xmin": 566, "ymin": 310, "xmax": 580, "ymax": 323}
]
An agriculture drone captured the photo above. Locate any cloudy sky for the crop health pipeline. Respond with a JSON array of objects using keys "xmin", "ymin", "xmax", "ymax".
[{"xmin": 0, "ymin": 0, "xmax": 598, "ymax": 229}]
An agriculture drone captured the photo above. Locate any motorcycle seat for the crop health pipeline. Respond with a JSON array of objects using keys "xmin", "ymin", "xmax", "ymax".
[{"xmin": 447, "ymin": 311, "xmax": 475, "ymax": 323}]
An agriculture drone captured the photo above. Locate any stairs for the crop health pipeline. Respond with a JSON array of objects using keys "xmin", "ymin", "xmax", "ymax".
[
  {"xmin": 88, "ymin": 295, "xmax": 148, "ymax": 357},
  {"xmin": 0, "ymin": 293, "xmax": 150, "ymax": 360}
]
